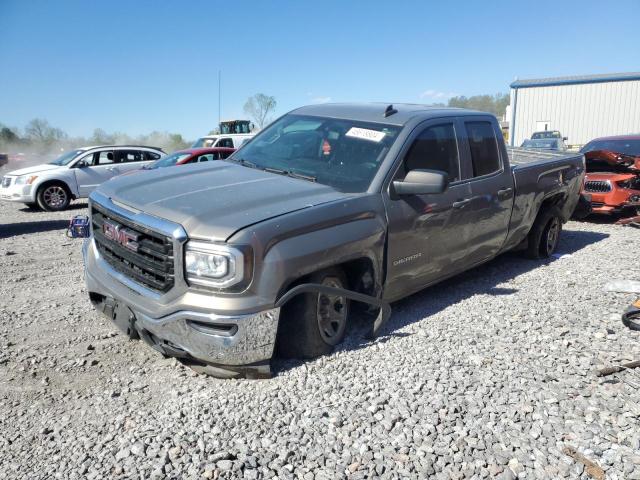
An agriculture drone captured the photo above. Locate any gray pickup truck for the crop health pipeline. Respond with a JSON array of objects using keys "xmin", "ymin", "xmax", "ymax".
[{"xmin": 83, "ymin": 104, "xmax": 585, "ymax": 378}]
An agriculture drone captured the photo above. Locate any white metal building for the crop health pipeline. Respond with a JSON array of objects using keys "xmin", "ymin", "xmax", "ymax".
[{"xmin": 509, "ymin": 72, "xmax": 640, "ymax": 147}]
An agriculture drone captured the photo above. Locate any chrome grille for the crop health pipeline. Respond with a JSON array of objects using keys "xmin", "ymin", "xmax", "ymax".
[
  {"xmin": 584, "ymin": 180, "xmax": 612, "ymax": 193},
  {"xmin": 91, "ymin": 203, "xmax": 175, "ymax": 292},
  {"xmin": 1, "ymin": 177, "xmax": 11, "ymax": 188}
]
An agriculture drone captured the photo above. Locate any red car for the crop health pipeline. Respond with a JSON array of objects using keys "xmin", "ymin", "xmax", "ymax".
[
  {"xmin": 146, "ymin": 147, "xmax": 236, "ymax": 170},
  {"xmin": 581, "ymin": 135, "xmax": 640, "ymax": 215}
]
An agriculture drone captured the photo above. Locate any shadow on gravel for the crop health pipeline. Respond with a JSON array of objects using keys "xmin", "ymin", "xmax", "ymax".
[
  {"xmin": 17, "ymin": 201, "xmax": 88, "ymax": 213},
  {"xmin": 272, "ymin": 228, "xmax": 610, "ymax": 375},
  {"xmin": 0, "ymin": 219, "xmax": 70, "ymax": 239}
]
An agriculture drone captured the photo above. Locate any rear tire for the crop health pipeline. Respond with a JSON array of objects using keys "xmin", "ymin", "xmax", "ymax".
[
  {"xmin": 277, "ymin": 267, "xmax": 350, "ymax": 359},
  {"xmin": 526, "ymin": 206, "xmax": 563, "ymax": 259},
  {"xmin": 37, "ymin": 183, "xmax": 71, "ymax": 211}
]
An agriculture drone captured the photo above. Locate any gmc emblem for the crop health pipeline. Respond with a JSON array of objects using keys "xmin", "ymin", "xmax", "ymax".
[{"xmin": 102, "ymin": 219, "xmax": 140, "ymax": 252}]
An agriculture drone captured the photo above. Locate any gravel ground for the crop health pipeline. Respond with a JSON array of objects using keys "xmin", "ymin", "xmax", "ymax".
[{"xmin": 1, "ymin": 200, "xmax": 639, "ymax": 480}]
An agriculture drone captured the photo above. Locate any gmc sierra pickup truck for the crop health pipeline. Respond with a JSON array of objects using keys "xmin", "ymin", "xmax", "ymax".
[{"xmin": 83, "ymin": 104, "xmax": 585, "ymax": 378}]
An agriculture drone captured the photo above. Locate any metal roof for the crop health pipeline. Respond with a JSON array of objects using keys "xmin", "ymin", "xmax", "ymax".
[{"xmin": 510, "ymin": 72, "xmax": 640, "ymax": 89}]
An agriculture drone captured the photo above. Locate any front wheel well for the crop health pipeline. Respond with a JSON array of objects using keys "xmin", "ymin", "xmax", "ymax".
[
  {"xmin": 36, "ymin": 179, "xmax": 74, "ymax": 199},
  {"xmin": 277, "ymin": 257, "xmax": 379, "ymax": 304}
]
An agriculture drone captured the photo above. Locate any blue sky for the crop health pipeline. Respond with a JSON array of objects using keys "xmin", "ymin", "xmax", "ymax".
[{"xmin": 1, "ymin": 0, "xmax": 638, "ymax": 140}]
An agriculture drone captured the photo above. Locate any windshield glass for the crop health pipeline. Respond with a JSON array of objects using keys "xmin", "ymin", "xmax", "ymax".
[
  {"xmin": 148, "ymin": 152, "xmax": 192, "ymax": 169},
  {"xmin": 580, "ymin": 139, "xmax": 640, "ymax": 156},
  {"xmin": 522, "ymin": 139, "xmax": 557, "ymax": 149},
  {"xmin": 48, "ymin": 149, "xmax": 85, "ymax": 166},
  {"xmin": 191, "ymin": 137, "xmax": 217, "ymax": 148},
  {"xmin": 231, "ymin": 114, "xmax": 401, "ymax": 193}
]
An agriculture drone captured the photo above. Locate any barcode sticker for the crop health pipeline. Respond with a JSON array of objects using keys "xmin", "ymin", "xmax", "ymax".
[{"xmin": 345, "ymin": 127, "xmax": 386, "ymax": 143}]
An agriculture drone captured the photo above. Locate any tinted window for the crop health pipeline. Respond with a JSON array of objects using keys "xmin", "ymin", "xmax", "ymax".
[
  {"xmin": 218, "ymin": 138, "xmax": 234, "ymax": 148},
  {"xmin": 403, "ymin": 123, "xmax": 460, "ymax": 182},
  {"xmin": 466, "ymin": 122, "xmax": 501, "ymax": 177},
  {"xmin": 95, "ymin": 151, "xmax": 116, "ymax": 165},
  {"xmin": 145, "ymin": 151, "xmax": 161, "ymax": 160},
  {"xmin": 118, "ymin": 150, "xmax": 144, "ymax": 163}
]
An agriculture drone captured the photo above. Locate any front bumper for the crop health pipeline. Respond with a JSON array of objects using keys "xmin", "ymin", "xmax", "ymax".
[
  {"xmin": 83, "ymin": 238, "xmax": 280, "ymax": 374},
  {"xmin": 0, "ymin": 182, "xmax": 35, "ymax": 203}
]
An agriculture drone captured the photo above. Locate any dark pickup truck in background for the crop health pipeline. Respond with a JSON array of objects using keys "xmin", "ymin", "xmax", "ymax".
[{"xmin": 83, "ymin": 103, "xmax": 585, "ymax": 378}]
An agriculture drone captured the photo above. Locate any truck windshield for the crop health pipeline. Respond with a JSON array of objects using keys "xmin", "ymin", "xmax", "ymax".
[
  {"xmin": 522, "ymin": 139, "xmax": 557, "ymax": 150},
  {"xmin": 191, "ymin": 137, "xmax": 217, "ymax": 148},
  {"xmin": 231, "ymin": 114, "xmax": 401, "ymax": 193},
  {"xmin": 48, "ymin": 149, "xmax": 85, "ymax": 166}
]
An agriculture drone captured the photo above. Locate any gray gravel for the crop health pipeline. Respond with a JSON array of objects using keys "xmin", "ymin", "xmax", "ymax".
[{"xmin": 1, "ymin": 200, "xmax": 640, "ymax": 479}]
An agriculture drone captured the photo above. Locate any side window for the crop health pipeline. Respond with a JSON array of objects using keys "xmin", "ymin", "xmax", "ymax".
[
  {"xmin": 218, "ymin": 138, "xmax": 234, "ymax": 148},
  {"xmin": 465, "ymin": 121, "xmax": 501, "ymax": 177},
  {"xmin": 219, "ymin": 150, "xmax": 233, "ymax": 159},
  {"xmin": 95, "ymin": 151, "xmax": 116, "ymax": 165},
  {"xmin": 117, "ymin": 150, "xmax": 144, "ymax": 163},
  {"xmin": 403, "ymin": 123, "xmax": 460, "ymax": 182},
  {"xmin": 145, "ymin": 151, "xmax": 161, "ymax": 160}
]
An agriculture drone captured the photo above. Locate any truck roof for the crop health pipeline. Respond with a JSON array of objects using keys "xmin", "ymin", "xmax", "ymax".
[{"xmin": 291, "ymin": 103, "xmax": 491, "ymax": 126}]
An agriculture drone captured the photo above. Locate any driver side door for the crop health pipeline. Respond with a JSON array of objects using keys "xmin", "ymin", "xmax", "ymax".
[
  {"xmin": 73, "ymin": 150, "xmax": 117, "ymax": 197},
  {"xmin": 383, "ymin": 119, "xmax": 473, "ymax": 301}
]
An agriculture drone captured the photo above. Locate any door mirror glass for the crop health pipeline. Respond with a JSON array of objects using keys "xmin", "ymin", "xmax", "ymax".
[{"xmin": 393, "ymin": 169, "xmax": 448, "ymax": 196}]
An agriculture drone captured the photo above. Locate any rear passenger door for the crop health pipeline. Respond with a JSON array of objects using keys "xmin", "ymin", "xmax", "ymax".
[{"xmin": 461, "ymin": 118, "xmax": 514, "ymax": 265}]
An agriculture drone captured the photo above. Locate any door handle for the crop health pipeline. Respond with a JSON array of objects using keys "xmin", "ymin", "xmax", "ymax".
[
  {"xmin": 452, "ymin": 199, "xmax": 471, "ymax": 209},
  {"xmin": 106, "ymin": 167, "xmax": 117, "ymax": 172},
  {"xmin": 497, "ymin": 187, "xmax": 513, "ymax": 199}
]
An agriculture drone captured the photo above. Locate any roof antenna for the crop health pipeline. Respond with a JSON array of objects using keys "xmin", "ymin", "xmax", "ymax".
[{"xmin": 384, "ymin": 104, "xmax": 398, "ymax": 117}]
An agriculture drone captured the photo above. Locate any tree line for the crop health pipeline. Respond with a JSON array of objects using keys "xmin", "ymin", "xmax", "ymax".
[{"xmin": 0, "ymin": 119, "xmax": 189, "ymax": 157}]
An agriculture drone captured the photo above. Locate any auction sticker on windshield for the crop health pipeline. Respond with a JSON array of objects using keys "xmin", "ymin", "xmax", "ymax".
[{"xmin": 345, "ymin": 127, "xmax": 386, "ymax": 143}]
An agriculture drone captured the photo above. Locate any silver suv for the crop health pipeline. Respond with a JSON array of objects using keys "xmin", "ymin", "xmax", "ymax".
[{"xmin": 0, "ymin": 145, "xmax": 164, "ymax": 211}]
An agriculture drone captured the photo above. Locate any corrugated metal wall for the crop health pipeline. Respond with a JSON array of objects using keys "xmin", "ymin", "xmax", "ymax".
[{"xmin": 510, "ymin": 80, "xmax": 640, "ymax": 146}]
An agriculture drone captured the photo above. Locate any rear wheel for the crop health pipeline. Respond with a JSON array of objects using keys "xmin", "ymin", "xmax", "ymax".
[
  {"xmin": 37, "ymin": 183, "xmax": 70, "ymax": 211},
  {"xmin": 277, "ymin": 267, "xmax": 350, "ymax": 359},
  {"xmin": 526, "ymin": 206, "xmax": 562, "ymax": 259}
]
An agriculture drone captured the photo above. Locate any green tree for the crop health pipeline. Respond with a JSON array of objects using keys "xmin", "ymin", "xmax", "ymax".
[
  {"xmin": 243, "ymin": 93, "xmax": 277, "ymax": 129},
  {"xmin": 448, "ymin": 93, "xmax": 509, "ymax": 117}
]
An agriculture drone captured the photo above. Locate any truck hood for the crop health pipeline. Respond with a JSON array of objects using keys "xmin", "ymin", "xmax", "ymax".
[
  {"xmin": 95, "ymin": 161, "xmax": 348, "ymax": 241},
  {"xmin": 5, "ymin": 164, "xmax": 63, "ymax": 176}
]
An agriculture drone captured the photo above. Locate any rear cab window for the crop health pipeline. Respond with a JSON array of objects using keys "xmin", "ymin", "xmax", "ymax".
[{"xmin": 465, "ymin": 121, "xmax": 501, "ymax": 177}]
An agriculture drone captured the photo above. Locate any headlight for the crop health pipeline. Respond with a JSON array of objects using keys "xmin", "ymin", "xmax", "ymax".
[
  {"xmin": 14, "ymin": 175, "xmax": 38, "ymax": 185},
  {"xmin": 184, "ymin": 241, "xmax": 244, "ymax": 288}
]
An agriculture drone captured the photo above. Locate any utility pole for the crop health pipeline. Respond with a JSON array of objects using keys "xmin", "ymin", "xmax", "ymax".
[{"xmin": 218, "ymin": 70, "xmax": 221, "ymax": 129}]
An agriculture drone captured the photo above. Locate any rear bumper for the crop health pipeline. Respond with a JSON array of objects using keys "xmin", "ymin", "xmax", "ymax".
[{"xmin": 83, "ymin": 239, "xmax": 280, "ymax": 371}]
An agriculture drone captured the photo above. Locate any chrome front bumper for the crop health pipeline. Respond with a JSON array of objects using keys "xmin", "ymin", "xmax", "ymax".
[{"xmin": 83, "ymin": 238, "xmax": 280, "ymax": 371}]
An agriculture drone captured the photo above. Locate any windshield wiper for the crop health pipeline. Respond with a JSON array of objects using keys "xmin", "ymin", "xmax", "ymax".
[{"xmin": 264, "ymin": 167, "xmax": 317, "ymax": 183}]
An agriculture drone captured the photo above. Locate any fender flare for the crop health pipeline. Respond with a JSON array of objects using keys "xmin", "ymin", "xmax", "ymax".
[{"xmin": 275, "ymin": 282, "xmax": 392, "ymax": 338}]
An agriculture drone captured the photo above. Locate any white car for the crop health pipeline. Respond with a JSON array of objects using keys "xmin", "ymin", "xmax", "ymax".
[
  {"xmin": 191, "ymin": 133, "xmax": 253, "ymax": 149},
  {"xmin": 0, "ymin": 145, "xmax": 164, "ymax": 211}
]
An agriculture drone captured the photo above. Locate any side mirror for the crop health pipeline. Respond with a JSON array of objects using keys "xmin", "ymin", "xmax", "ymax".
[
  {"xmin": 76, "ymin": 160, "xmax": 89, "ymax": 168},
  {"xmin": 563, "ymin": 137, "xmax": 568, "ymax": 141},
  {"xmin": 393, "ymin": 169, "xmax": 449, "ymax": 196}
]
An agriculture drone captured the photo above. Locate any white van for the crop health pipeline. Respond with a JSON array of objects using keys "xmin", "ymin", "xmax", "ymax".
[{"xmin": 191, "ymin": 134, "xmax": 254, "ymax": 149}]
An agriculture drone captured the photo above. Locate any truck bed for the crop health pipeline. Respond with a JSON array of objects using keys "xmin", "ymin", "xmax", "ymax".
[
  {"xmin": 502, "ymin": 147, "xmax": 585, "ymax": 253},
  {"xmin": 507, "ymin": 147, "xmax": 583, "ymax": 168}
]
